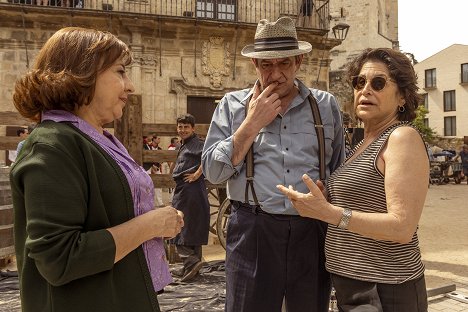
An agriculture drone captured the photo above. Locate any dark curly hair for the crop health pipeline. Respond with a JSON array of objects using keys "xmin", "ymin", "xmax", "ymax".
[
  {"xmin": 176, "ymin": 114, "xmax": 196, "ymax": 127},
  {"xmin": 346, "ymin": 48, "xmax": 422, "ymax": 121},
  {"xmin": 13, "ymin": 27, "xmax": 132, "ymax": 122}
]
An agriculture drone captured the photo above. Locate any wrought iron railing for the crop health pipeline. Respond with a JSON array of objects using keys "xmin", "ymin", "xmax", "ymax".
[{"xmin": 1, "ymin": 0, "xmax": 329, "ymax": 30}]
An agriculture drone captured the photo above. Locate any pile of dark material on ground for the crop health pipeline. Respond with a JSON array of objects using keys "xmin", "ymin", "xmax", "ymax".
[{"xmin": 0, "ymin": 260, "xmax": 226, "ymax": 312}]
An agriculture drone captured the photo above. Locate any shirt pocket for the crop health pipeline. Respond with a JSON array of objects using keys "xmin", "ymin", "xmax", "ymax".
[
  {"xmin": 292, "ymin": 119, "xmax": 334, "ymax": 141},
  {"xmin": 293, "ymin": 122, "xmax": 335, "ymax": 168}
]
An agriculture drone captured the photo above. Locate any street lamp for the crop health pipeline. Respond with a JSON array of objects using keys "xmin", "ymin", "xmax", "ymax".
[
  {"xmin": 332, "ymin": 23, "xmax": 350, "ymax": 40},
  {"xmin": 315, "ymin": 22, "xmax": 350, "ymax": 85}
]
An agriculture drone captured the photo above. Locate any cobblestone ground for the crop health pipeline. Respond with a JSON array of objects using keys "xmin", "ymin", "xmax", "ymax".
[
  {"xmin": 1, "ymin": 184, "xmax": 467, "ymax": 311},
  {"xmin": 2, "ymin": 268, "xmax": 468, "ymax": 311}
]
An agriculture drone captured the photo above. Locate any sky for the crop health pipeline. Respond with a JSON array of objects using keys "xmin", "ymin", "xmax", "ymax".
[{"xmin": 398, "ymin": 0, "xmax": 468, "ymax": 62}]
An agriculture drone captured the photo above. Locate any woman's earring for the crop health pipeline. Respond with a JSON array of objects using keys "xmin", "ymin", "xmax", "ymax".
[{"xmin": 398, "ymin": 105, "xmax": 406, "ymax": 113}]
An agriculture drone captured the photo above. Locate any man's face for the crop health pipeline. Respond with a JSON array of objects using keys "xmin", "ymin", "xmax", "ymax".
[
  {"xmin": 20, "ymin": 129, "xmax": 29, "ymax": 139},
  {"xmin": 152, "ymin": 136, "xmax": 160, "ymax": 146},
  {"xmin": 254, "ymin": 56, "xmax": 302, "ymax": 98},
  {"xmin": 177, "ymin": 123, "xmax": 195, "ymax": 141}
]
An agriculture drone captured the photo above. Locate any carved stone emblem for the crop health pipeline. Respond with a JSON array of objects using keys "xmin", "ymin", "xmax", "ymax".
[
  {"xmin": 202, "ymin": 37, "xmax": 231, "ymax": 89},
  {"xmin": 132, "ymin": 52, "xmax": 158, "ymax": 67}
]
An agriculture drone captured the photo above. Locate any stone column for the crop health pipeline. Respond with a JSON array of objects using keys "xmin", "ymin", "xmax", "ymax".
[{"xmin": 129, "ymin": 28, "xmax": 143, "ymax": 94}]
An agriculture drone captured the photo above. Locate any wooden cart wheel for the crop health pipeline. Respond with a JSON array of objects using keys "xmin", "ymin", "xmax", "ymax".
[
  {"xmin": 207, "ymin": 186, "xmax": 227, "ymax": 237},
  {"xmin": 207, "ymin": 187, "xmax": 220, "ymax": 236},
  {"xmin": 216, "ymin": 198, "xmax": 231, "ymax": 250}
]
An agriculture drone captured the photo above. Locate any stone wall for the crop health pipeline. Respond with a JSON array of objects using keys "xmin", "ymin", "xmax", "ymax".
[
  {"xmin": 328, "ymin": 0, "xmax": 398, "ymax": 110},
  {"xmin": 328, "ymin": 0, "xmax": 397, "ymax": 71},
  {"xmin": 329, "ymin": 69, "xmax": 353, "ymax": 115},
  {"xmin": 0, "ymin": 7, "xmax": 339, "ymax": 125},
  {"xmin": 0, "ymin": 5, "xmax": 341, "ymax": 163}
]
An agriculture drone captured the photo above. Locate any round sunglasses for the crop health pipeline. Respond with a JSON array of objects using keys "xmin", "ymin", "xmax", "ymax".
[{"xmin": 351, "ymin": 75, "xmax": 395, "ymax": 92}]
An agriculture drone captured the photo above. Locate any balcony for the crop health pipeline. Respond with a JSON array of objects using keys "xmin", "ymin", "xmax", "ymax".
[{"xmin": 0, "ymin": 0, "xmax": 330, "ymax": 31}]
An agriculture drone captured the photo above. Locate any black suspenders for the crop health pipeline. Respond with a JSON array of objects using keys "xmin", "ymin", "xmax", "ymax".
[
  {"xmin": 244, "ymin": 92, "xmax": 326, "ymax": 207},
  {"xmin": 309, "ymin": 93, "xmax": 326, "ymax": 181}
]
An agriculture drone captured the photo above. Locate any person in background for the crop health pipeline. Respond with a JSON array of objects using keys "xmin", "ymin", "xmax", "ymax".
[
  {"xmin": 425, "ymin": 142, "xmax": 434, "ymax": 161},
  {"xmin": 10, "ymin": 27, "xmax": 183, "ymax": 312},
  {"xmin": 15, "ymin": 127, "xmax": 29, "ymax": 156},
  {"xmin": 151, "ymin": 134, "xmax": 161, "ymax": 150},
  {"xmin": 168, "ymin": 137, "xmax": 181, "ymax": 174},
  {"xmin": 202, "ymin": 17, "xmax": 344, "ymax": 312},
  {"xmin": 170, "ymin": 114, "xmax": 210, "ymax": 282},
  {"xmin": 143, "ymin": 135, "xmax": 152, "ymax": 150},
  {"xmin": 142, "ymin": 135, "xmax": 158, "ymax": 176},
  {"xmin": 278, "ymin": 48, "xmax": 429, "ymax": 311},
  {"xmin": 168, "ymin": 137, "xmax": 180, "ymax": 151},
  {"xmin": 454, "ymin": 144, "xmax": 468, "ymax": 183}
]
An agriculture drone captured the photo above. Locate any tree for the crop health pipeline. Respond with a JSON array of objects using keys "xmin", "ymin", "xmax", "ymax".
[
  {"xmin": 413, "ymin": 105, "xmax": 435, "ymax": 143},
  {"xmin": 402, "ymin": 52, "xmax": 418, "ymax": 65}
]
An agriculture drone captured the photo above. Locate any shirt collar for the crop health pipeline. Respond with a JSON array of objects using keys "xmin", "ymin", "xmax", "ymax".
[
  {"xmin": 182, "ymin": 133, "xmax": 196, "ymax": 145},
  {"xmin": 41, "ymin": 110, "xmax": 127, "ymax": 157}
]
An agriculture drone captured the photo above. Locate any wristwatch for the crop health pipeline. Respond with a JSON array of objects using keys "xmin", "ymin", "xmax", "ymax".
[{"xmin": 338, "ymin": 208, "xmax": 352, "ymax": 229}]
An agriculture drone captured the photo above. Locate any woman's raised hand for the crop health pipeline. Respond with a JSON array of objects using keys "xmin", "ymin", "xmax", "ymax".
[{"xmin": 277, "ymin": 174, "xmax": 329, "ymax": 219}]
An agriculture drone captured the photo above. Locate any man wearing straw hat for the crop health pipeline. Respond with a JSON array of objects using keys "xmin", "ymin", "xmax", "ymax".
[{"xmin": 202, "ymin": 17, "xmax": 344, "ymax": 311}]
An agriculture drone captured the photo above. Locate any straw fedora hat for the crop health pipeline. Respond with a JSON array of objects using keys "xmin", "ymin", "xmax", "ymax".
[{"xmin": 241, "ymin": 17, "xmax": 312, "ymax": 59}]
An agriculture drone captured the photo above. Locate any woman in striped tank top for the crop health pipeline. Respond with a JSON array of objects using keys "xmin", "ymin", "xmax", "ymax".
[{"xmin": 278, "ymin": 48, "xmax": 429, "ymax": 311}]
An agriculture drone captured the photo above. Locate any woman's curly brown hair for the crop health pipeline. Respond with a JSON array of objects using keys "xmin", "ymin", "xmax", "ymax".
[
  {"xmin": 346, "ymin": 48, "xmax": 422, "ymax": 121},
  {"xmin": 13, "ymin": 27, "xmax": 132, "ymax": 122}
]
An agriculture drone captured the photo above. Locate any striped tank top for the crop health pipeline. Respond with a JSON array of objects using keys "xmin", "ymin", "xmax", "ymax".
[{"xmin": 325, "ymin": 122, "xmax": 425, "ymax": 284}]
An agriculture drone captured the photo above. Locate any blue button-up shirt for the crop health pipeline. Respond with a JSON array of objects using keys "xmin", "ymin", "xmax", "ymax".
[{"xmin": 202, "ymin": 80, "xmax": 345, "ymax": 215}]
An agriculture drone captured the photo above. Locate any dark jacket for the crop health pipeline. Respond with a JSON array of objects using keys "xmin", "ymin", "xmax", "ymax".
[
  {"xmin": 171, "ymin": 134, "xmax": 210, "ymax": 245},
  {"xmin": 10, "ymin": 121, "xmax": 160, "ymax": 312}
]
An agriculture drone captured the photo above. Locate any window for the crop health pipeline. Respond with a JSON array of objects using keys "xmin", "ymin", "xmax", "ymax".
[
  {"xmin": 425, "ymin": 68, "xmax": 436, "ymax": 88},
  {"xmin": 443, "ymin": 90, "xmax": 456, "ymax": 111},
  {"xmin": 444, "ymin": 116, "xmax": 456, "ymax": 136},
  {"xmin": 422, "ymin": 93, "xmax": 428, "ymax": 110},
  {"xmin": 196, "ymin": 0, "xmax": 236, "ymax": 21},
  {"xmin": 462, "ymin": 63, "xmax": 468, "ymax": 83}
]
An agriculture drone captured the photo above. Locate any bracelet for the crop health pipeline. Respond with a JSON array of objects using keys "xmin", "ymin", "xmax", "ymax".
[{"xmin": 337, "ymin": 208, "xmax": 352, "ymax": 229}]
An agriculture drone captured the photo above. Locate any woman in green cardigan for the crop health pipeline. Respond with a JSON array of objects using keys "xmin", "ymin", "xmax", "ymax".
[{"xmin": 10, "ymin": 27, "xmax": 184, "ymax": 312}]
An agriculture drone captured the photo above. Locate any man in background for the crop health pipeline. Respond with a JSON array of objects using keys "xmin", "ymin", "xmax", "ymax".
[
  {"xmin": 170, "ymin": 114, "xmax": 210, "ymax": 282},
  {"xmin": 168, "ymin": 137, "xmax": 180, "ymax": 151},
  {"xmin": 11, "ymin": 124, "xmax": 35, "ymax": 163}
]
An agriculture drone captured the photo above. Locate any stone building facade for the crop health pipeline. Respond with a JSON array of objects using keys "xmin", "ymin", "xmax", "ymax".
[
  {"xmin": 327, "ymin": 0, "xmax": 398, "ymax": 116},
  {"xmin": 0, "ymin": 0, "xmax": 340, "ymax": 129}
]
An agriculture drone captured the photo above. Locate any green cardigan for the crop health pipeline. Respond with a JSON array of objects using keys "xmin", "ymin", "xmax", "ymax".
[{"xmin": 10, "ymin": 121, "xmax": 160, "ymax": 312}]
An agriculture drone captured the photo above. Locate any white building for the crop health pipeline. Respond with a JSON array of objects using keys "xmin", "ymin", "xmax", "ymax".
[{"xmin": 414, "ymin": 44, "xmax": 468, "ymax": 138}]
